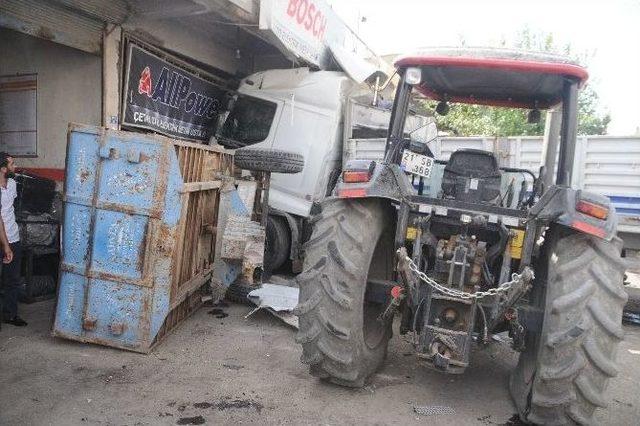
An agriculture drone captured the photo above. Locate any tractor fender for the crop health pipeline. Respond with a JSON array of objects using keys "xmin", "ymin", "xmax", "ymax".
[
  {"xmin": 333, "ymin": 161, "xmax": 414, "ymax": 203},
  {"xmin": 529, "ymin": 185, "xmax": 617, "ymax": 240}
]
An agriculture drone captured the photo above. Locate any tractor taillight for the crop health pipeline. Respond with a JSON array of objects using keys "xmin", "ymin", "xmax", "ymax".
[
  {"xmin": 343, "ymin": 170, "xmax": 371, "ymax": 183},
  {"xmin": 338, "ymin": 188, "xmax": 367, "ymax": 198},
  {"xmin": 571, "ymin": 220, "xmax": 606, "ymax": 238},
  {"xmin": 576, "ymin": 200, "xmax": 609, "ymax": 220}
]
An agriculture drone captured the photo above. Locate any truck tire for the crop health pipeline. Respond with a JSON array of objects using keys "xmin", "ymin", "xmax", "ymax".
[
  {"xmin": 624, "ymin": 287, "xmax": 640, "ymax": 314},
  {"xmin": 265, "ymin": 215, "xmax": 291, "ymax": 273},
  {"xmin": 234, "ymin": 147, "xmax": 304, "ymax": 174},
  {"xmin": 295, "ymin": 198, "xmax": 394, "ymax": 387},
  {"xmin": 510, "ymin": 229, "xmax": 627, "ymax": 425}
]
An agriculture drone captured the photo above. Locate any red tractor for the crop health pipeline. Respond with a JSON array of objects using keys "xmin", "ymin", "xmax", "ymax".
[{"xmin": 295, "ymin": 49, "xmax": 627, "ymax": 425}]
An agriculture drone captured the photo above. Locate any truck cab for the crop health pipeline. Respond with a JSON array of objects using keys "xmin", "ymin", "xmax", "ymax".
[{"xmin": 216, "ymin": 67, "xmax": 433, "ymax": 272}]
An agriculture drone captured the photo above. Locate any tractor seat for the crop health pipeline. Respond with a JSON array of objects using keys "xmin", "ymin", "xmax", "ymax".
[{"xmin": 441, "ymin": 149, "xmax": 502, "ymax": 204}]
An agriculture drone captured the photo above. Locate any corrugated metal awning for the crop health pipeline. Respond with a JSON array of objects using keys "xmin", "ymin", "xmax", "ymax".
[{"xmin": 0, "ymin": 0, "xmax": 129, "ymax": 54}]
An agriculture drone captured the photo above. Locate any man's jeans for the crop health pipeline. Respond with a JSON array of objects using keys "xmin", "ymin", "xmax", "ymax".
[{"xmin": 1, "ymin": 241, "xmax": 22, "ymax": 319}]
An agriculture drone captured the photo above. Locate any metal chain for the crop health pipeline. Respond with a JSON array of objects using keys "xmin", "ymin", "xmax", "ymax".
[{"xmin": 404, "ymin": 255, "xmax": 533, "ymax": 300}]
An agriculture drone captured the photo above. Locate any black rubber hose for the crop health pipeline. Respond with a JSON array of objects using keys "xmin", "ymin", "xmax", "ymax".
[
  {"xmin": 486, "ymin": 223, "xmax": 509, "ymax": 266},
  {"xmin": 477, "ymin": 304, "xmax": 489, "ymax": 344}
]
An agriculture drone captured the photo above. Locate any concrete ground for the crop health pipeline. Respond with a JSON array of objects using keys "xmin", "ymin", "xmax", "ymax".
[{"xmin": 1, "ymin": 299, "xmax": 639, "ymax": 426}]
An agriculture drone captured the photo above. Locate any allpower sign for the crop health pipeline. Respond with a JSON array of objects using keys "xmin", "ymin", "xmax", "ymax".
[
  {"xmin": 259, "ymin": 0, "xmax": 377, "ymax": 69},
  {"xmin": 122, "ymin": 43, "xmax": 227, "ymax": 142}
]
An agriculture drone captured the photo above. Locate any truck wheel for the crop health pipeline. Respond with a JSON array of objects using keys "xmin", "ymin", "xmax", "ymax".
[
  {"xmin": 510, "ymin": 229, "xmax": 627, "ymax": 425},
  {"xmin": 234, "ymin": 147, "xmax": 304, "ymax": 174},
  {"xmin": 295, "ymin": 198, "xmax": 394, "ymax": 387},
  {"xmin": 624, "ymin": 287, "xmax": 640, "ymax": 315},
  {"xmin": 265, "ymin": 215, "xmax": 291, "ymax": 273}
]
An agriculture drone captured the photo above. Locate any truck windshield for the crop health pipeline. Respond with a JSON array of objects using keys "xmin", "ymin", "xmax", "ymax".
[{"xmin": 217, "ymin": 95, "xmax": 277, "ymax": 148}]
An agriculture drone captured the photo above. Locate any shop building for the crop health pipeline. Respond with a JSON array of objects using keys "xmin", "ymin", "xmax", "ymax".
[{"xmin": 0, "ymin": 0, "xmax": 383, "ymax": 182}]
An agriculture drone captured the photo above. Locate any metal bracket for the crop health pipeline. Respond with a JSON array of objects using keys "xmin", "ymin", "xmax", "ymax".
[
  {"xmin": 127, "ymin": 148, "xmax": 141, "ymax": 163},
  {"xmin": 99, "ymin": 146, "xmax": 119, "ymax": 159}
]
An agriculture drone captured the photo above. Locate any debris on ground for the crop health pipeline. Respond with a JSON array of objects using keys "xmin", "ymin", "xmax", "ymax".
[
  {"xmin": 221, "ymin": 363, "xmax": 244, "ymax": 370},
  {"xmin": 503, "ymin": 413, "xmax": 528, "ymax": 425},
  {"xmin": 246, "ymin": 283, "xmax": 299, "ymax": 328},
  {"xmin": 193, "ymin": 398, "xmax": 263, "ymax": 413},
  {"xmin": 413, "ymin": 405, "xmax": 456, "ymax": 416},
  {"xmin": 176, "ymin": 415, "xmax": 206, "ymax": 425},
  {"xmin": 208, "ymin": 308, "xmax": 229, "ymax": 319}
]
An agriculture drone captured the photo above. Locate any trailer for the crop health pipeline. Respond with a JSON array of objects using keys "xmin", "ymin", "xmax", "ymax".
[{"xmin": 53, "ymin": 124, "xmax": 234, "ymax": 352}]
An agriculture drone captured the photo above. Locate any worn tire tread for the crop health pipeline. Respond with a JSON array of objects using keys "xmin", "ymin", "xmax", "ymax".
[
  {"xmin": 234, "ymin": 147, "xmax": 304, "ymax": 174},
  {"xmin": 516, "ymin": 232, "xmax": 626, "ymax": 425},
  {"xmin": 295, "ymin": 198, "xmax": 391, "ymax": 387}
]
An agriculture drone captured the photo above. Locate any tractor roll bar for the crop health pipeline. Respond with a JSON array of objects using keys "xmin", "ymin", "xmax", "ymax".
[
  {"xmin": 386, "ymin": 70, "xmax": 581, "ymax": 189},
  {"xmin": 385, "ymin": 72, "xmax": 412, "ymax": 163},
  {"xmin": 556, "ymin": 80, "xmax": 579, "ymax": 186}
]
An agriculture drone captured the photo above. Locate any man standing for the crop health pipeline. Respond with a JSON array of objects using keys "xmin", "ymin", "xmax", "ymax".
[
  {"xmin": 0, "ymin": 152, "xmax": 25, "ymax": 326},
  {"xmin": 0, "ymin": 195, "xmax": 14, "ymax": 330}
]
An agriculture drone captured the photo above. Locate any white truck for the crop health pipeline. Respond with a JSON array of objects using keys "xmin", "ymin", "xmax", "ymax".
[{"xmin": 215, "ymin": 67, "xmax": 434, "ymax": 272}]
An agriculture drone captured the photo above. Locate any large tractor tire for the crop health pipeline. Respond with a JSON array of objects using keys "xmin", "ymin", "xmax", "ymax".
[
  {"xmin": 511, "ymin": 228, "xmax": 627, "ymax": 425},
  {"xmin": 295, "ymin": 198, "xmax": 394, "ymax": 387}
]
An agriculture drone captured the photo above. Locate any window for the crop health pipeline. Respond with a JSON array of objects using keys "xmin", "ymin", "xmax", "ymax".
[
  {"xmin": 0, "ymin": 74, "xmax": 37, "ymax": 157},
  {"xmin": 217, "ymin": 95, "xmax": 277, "ymax": 148}
]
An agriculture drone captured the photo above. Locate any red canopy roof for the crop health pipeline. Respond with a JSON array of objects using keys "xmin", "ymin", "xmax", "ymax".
[{"xmin": 395, "ymin": 48, "xmax": 588, "ymax": 108}]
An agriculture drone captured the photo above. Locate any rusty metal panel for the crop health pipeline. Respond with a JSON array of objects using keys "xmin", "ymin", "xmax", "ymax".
[{"xmin": 53, "ymin": 124, "xmax": 233, "ymax": 352}]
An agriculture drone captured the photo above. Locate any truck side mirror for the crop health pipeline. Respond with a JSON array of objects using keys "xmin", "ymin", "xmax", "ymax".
[
  {"xmin": 528, "ymin": 109, "xmax": 541, "ymax": 124},
  {"xmin": 436, "ymin": 101, "xmax": 450, "ymax": 116},
  {"xmin": 408, "ymin": 138, "xmax": 434, "ymax": 157}
]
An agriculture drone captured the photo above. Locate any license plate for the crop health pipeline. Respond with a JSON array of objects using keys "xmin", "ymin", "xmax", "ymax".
[{"xmin": 401, "ymin": 151, "xmax": 434, "ymax": 178}]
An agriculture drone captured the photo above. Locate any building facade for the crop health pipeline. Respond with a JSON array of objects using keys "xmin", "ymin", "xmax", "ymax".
[{"xmin": 1, "ymin": 0, "xmax": 381, "ymax": 183}]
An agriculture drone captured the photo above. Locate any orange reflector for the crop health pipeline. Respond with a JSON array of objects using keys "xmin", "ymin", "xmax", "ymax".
[
  {"xmin": 391, "ymin": 286, "xmax": 404, "ymax": 299},
  {"xmin": 343, "ymin": 170, "xmax": 371, "ymax": 183},
  {"xmin": 576, "ymin": 200, "xmax": 609, "ymax": 220},
  {"xmin": 338, "ymin": 187, "xmax": 367, "ymax": 198},
  {"xmin": 571, "ymin": 220, "xmax": 606, "ymax": 238}
]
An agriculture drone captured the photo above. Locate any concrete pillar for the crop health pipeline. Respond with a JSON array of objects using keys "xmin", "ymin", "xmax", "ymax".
[{"xmin": 103, "ymin": 24, "xmax": 122, "ymax": 130}]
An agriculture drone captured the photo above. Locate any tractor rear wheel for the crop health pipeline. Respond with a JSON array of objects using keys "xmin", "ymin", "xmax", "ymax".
[
  {"xmin": 295, "ymin": 198, "xmax": 394, "ymax": 387},
  {"xmin": 510, "ymin": 228, "xmax": 627, "ymax": 425}
]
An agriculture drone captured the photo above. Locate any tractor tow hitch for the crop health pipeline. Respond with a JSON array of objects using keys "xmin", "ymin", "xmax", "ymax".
[{"xmin": 399, "ymin": 247, "xmax": 534, "ymax": 300}]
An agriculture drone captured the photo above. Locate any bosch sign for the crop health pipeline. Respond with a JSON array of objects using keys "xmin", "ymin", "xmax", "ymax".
[
  {"xmin": 285, "ymin": 0, "xmax": 327, "ymax": 40},
  {"xmin": 260, "ymin": 0, "xmax": 378, "ymax": 71}
]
